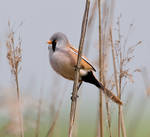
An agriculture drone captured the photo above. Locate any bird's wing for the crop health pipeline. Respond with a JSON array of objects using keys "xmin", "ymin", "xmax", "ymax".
[{"xmin": 69, "ymin": 46, "xmax": 96, "ymax": 71}]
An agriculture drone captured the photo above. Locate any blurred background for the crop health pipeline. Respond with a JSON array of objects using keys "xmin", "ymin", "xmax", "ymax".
[{"xmin": 0, "ymin": 0, "xmax": 150, "ymax": 137}]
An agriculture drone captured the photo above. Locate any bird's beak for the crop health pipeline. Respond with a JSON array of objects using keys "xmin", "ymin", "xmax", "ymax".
[{"xmin": 47, "ymin": 40, "xmax": 52, "ymax": 44}]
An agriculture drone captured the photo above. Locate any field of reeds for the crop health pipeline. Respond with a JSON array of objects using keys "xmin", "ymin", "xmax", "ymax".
[{"xmin": 0, "ymin": 0, "xmax": 150, "ymax": 137}]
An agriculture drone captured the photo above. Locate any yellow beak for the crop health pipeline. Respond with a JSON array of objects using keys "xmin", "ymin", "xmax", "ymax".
[{"xmin": 47, "ymin": 40, "xmax": 52, "ymax": 44}]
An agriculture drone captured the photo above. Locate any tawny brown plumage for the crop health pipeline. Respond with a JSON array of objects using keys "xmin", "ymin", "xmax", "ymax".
[
  {"xmin": 48, "ymin": 32, "xmax": 122, "ymax": 105},
  {"xmin": 69, "ymin": 46, "xmax": 96, "ymax": 71}
]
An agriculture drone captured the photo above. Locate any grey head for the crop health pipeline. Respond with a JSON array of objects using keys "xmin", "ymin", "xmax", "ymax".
[{"xmin": 48, "ymin": 32, "xmax": 69, "ymax": 52}]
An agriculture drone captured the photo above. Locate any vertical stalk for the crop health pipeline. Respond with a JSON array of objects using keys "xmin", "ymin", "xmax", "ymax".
[
  {"xmin": 105, "ymin": 98, "xmax": 112, "ymax": 137},
  {"xmin": 98, "ymin": 0, "xmax": 104, "ymax": 136},
  {"xmin": 6, "ymin": 23, "xmax": 24, "ymax": 137},
  {"xmin": 35, "ymin": 88, "xmax": 43, "ymax": 137},
  {"xmin": 15, "ymin": 68, "xmax": 24, "ymax": 137},
  {"xmin": 121, "ymin": 109, "xmax": 127, "ymax": 137},
  {"xmin": 110, "ymin": 29, "xmax": 121, "ymax": 137},
  {"xmin": 110, "ymin": 29, "xmax": 126, "ymax": 137},
  {"xmin": 68, "ymin": 1, "xmax": 90, "ymax": 137}
]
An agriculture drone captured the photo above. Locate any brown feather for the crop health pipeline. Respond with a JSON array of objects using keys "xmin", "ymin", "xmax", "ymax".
[{"xmin": 69, "ymin": 46, "xmax": 96, "ymax": 71}]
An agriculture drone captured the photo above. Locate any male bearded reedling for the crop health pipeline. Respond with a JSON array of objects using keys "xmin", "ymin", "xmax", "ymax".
[{"xmin": 47, "ymin": 32, "xmax": 123, "ymax": 105}]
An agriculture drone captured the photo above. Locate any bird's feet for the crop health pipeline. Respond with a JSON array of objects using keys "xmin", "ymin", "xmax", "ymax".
[
  {"xmin": 74, "ymin": 65, "xmax": 81, "ymax": 71},
  {"xmin": 71, "ymin": 94, "xmax": 79, "ymax": 102}
]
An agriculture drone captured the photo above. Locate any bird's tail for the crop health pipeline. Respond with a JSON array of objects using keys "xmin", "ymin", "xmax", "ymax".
[{"xmin": 82, "ymin": 71, "xmax": 123, "ymax": 105}]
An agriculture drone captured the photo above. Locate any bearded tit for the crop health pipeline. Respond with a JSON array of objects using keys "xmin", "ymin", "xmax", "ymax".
[{"xmin": 47, "ymin": 32, "xmax": 122, "ymax": 105}]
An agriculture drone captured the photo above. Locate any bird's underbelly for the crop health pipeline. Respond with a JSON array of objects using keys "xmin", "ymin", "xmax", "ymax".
[{"xmin": 49, "ymin": 51, "xmax": 75, "ymax": 80}]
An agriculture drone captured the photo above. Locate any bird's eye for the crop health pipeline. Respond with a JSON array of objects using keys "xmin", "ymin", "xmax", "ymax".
[{"xmin": 52, "ymin": 40, "xmax": 57, "ymax": 51}]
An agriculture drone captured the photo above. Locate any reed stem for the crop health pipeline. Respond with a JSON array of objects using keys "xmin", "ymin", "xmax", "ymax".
[
  {"xmin": 68, "ymin": 1, "xmax": 90, "ymax": 137},
  {"xmin": 98, "ymin": 0, "xmax": 104, "ymax": 136}
]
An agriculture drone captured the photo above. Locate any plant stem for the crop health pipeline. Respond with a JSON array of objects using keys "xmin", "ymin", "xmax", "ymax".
[
  {"xmin": 121, "ymin": 109, "xmax": 127, "ymax": 137},
  {"xmin": 110, "ymin": 29, "xmax": 121, "ymax": 137},
  {"xmin": 98, "ymin": 0, "xmax": 104, "ymax": 136},
  {"xmin": 105, "ymin": 98, "xmax": 112, "ymax": 137},
  {"xmin": 15, "ymin": 68, "xmax": 24, "ymax": 137},
  {"xmin": 35, "ymin": 88, "xmax": 43, "ymax": 137},
  {"xmin": 110, "ymin": 29, "xmax": 127, "ymax": 137},
  {"xmin": 68, "ymin": 1, "xmax": 90, "ymax": 137}
]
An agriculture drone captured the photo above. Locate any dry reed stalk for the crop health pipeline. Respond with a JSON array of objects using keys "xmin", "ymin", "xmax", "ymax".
[
  {"xmin": 105, "ymin": 81, "xmax": 114, "ymax": 137},
  {"xmin": 104, "ymin": 78, "xmax": 116, "ymax": 137},
  {"xmin": 110, "ymin": 28, "xmax": 127, "ymax": 137},
  {"xmin": 35, "ymin": 88, "xmax": 43, "ymax": 137},
  {"xmin": 110, "ymin": 19, "xmax": 141, "ymax": 136},
  {"xmin": 73, "ymin": 1, "xmax": 97, "ymax": 136},
  {"xmin": 103, "ymin": 79, "xmax": 112, "ymax": 137},
  {"xmin": 110, "ymin": 29, "xmax": 122, "ymax": 137},
  {"xmin": 105, "ymin": 98, "xmax": 112, "ymax": 137},
  {"xmin": 112, "ymin": 16, "xmax": 141, "ymax": 137},
  {"xmin": 6, "ymin": 22, "xmax": 24, "ymax": 137},
  {"xmin": 98, "ymin": 0, "xmax": 104, "ymax": 136},
  {"xmin": 68, "ymin": 0, "xmax": 90, "ymax": 137},
  {"xmin": 101, "ymin": 1, "xmax": 116, "ymax": 136},
  {"xmin": 120, "ymin": 109, "xmax": 127, "ymax": 137}
]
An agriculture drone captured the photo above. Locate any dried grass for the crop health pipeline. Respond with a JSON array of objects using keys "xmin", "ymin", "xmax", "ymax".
[
  {"xmin": 110, "ymin": 16, "xmax": 142, "ymax": 137},
  {"xmin": 97, "ymin": 1, "xmax": 116, "ymax": 136},
  {"xmin": 6, "ymin": 22, "xmax": 24, "ymax": 137}
]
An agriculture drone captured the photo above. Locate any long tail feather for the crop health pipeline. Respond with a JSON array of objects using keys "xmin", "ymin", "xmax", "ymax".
[{"xmin": 81, "ymin": 71, "xmax": 123, "ymax": 105}]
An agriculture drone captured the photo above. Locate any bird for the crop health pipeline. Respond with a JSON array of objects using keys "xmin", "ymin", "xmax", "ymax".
[{"xmin": 47, "ymin": 32, "xmax": 122, "ymax": 105}]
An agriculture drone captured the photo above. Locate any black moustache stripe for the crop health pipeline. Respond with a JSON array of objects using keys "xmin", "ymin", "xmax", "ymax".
[{"xmin": 52, "ymin": 40, "xmax": 56, "ymax": 52}]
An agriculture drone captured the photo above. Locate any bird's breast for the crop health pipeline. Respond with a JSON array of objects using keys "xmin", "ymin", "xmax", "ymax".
[{"xmin": 49, "ymin": 48, "xmax": 76, "ymax": 80}]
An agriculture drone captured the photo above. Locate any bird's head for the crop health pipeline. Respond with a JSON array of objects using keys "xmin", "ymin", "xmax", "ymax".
[{"xmin": 47, "ymin": 32, "xmax": 69, "ymax": 52}]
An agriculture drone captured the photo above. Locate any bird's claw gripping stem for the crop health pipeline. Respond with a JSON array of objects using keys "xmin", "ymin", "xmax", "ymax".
[{"xmin": 71, "ymin": 94, "xmax": 79, "ymax": 102}]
